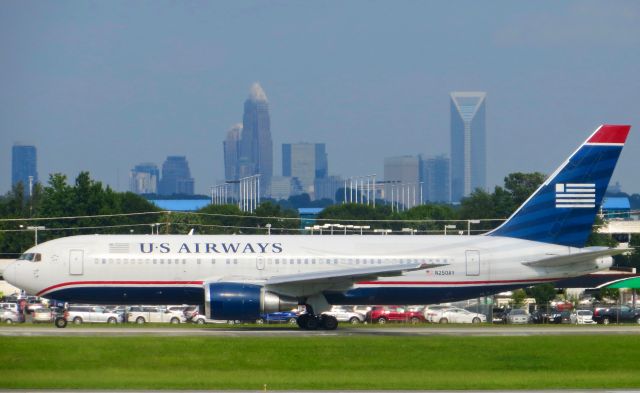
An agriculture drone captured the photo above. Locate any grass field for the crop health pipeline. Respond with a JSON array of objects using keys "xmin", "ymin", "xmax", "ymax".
[{"xmin": 1, "ymin": 335, "xmax": 640, "ymax": 390}]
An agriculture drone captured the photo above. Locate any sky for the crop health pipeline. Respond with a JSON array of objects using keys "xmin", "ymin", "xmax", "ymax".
[{"xmin": 1, "ymin": 1, "xmax": 639, "ymax": 195}]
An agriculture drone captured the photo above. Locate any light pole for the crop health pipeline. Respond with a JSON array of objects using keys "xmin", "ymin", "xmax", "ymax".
[
  {"xmin": 444, "ymin": 225, "xmax": 456, "ymax": 236},
  {"xmin": 467, "ymin": 220, "xmax": 480, "ymax": 235},
  {"xmin": 26, "ymin": 226, "xmax": 46, "ymax": 245},
  {"xmin": 353, "ymin": 225, "xmax": 370, "ymax": 235}
]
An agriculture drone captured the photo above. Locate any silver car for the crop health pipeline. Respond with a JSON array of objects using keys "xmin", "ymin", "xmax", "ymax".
[
  {"xmin": 0, "ymin": 309, "xmax": 23, "ymax": 324},
  {"xmin": 506, "ymin": 309, "xmax": 530, "ymax": 324},
  {"xmin": 322, "ymin": 306, "xmax": 366, "ymax": 324},
  {"xmin": 66, "ymin": 305, "xmax": 123, "ymax": 324}
]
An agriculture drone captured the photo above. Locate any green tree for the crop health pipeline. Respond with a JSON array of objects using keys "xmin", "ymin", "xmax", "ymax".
[
  {"xmin": 511, "ymin": 289, "xmax": 527, "ymax": 308},
  {"xmin": 525, "ymin": 283, "xmax": 557, "ymax": 307},
  {"xmin": 503, "ymin": 172, "xmax": 546, "ymax": 207}
]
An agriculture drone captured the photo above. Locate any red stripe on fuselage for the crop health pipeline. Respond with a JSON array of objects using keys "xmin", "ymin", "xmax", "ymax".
[
  {"xmin": 357, "ymin": 278, "xmax": 562, "ymax": 285},
  {"xmin": 36, "ymin": 280, "xmax": 204, "ymax": 297}
]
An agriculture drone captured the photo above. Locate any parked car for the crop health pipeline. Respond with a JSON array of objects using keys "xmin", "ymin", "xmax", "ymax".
[
  {"xmin": 593, "ymin": 305, "xmax": 640, "ymax": 324},
  {"xmin": 31, "ymin": 308, "xmax": 55, "ymax": 323},
  {"xmin": 557, "ymin": 310, "xmax": 576, "ymax": 324},
  {"xmin": 492, "ymin": 307, "xmax": 509, "ymax": 324},
  {"xmin": 66, "ymin": 305, "xmax": 123, "ymax": 324},
  {"xmin": 0, "ymin": 302, "xmax": 20, "ymax": 313},
  {"xmin": 505, "ymin": 309, "xmax": 530, "ymax": 324},
  {"xmin": 530, "ymin": 309, "xmax": 553, "ymax": 324},
  {"xmin": 191, "ymin": 314, "xmax": 238, "ymax": 325},
  {"xmin": 0, "ymin": 309, "xmax": 23, "ymax": 324},
  {"xmin": 322, "ymin": 306, "xmax": 366, "ymax": 324},
  {"xmin": 574, "ymin": 309, "xmax": 595, "ymax": 324},
  {"xmin": 437, "ymin": 307, "xmax": 486, "ymax": 324},
  {"xmin": 256, "ymin": 310, "xmax": 299, "ymax": 324},
  {"xmin": 424, "ymin": 305, "xmax": 453, "ymax": 323},
  {"xmin": 366, "ymin": 306, "xmax": 426, "ymax": 324},
  {"xmin": 25, "ymin": 303, "xmax": 47, "ymax": 314},
  {"xmin": 183, "ymin": 305, "xmax": 200, "ymax": 321},
  {"xmin": 127, "ymin": 306, "xmax": 186, "ymax": 324}
]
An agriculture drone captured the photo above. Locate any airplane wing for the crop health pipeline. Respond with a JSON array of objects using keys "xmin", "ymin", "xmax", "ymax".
[
  {"xmin": 265, "ymin": 262, "xmax": 446, "ymax": 287},
  {"xmin": 522, "ymin": 247, "xmax": 629, "ymax": 268}
]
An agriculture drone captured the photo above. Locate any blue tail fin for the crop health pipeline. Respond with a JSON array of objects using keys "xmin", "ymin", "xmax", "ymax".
[{"xmin": 488, "ymin": 124, "xmax": 630, "ymax": 247}]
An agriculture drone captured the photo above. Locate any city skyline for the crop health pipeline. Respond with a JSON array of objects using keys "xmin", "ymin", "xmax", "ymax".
[{"xmin": 1, "ymin": 2, "xmax": 639, "ymax": 196}]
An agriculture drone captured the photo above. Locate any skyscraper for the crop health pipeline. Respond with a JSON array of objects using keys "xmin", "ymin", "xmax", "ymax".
[
  {"xmin": 239, "ymin": 83, "xmax": 273, "ymax": 196},
  {"xmin": 282, "ymin": 142, "xmax": 328, "ymax": 198},
  {"xmin": 384, "ymin": 155, "xmax": 419, "ymax": 206},
  {"xmin": 158, "ymin": 156, "xmax": 194, "ymax": 196},
  {"xmin": 223, "ymin": 124, "xmax": 242, "ymax": 181},
  {"xmin": 450, "ymin": 92, "xmax": 486, "ymax": 202},
  {"xmin": 129, "ymin": 163, "xmax": 160, "ymax": 194},
  {"xmin": 420, "ymin": 155, "xmax": 451, "ymax": 203},
  {"xmin": 11, "ymin": 144, "xmax": 38, "ymax": 197}
]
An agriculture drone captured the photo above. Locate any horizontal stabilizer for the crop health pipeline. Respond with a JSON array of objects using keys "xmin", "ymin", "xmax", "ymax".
[
  {"xmin": 522, "ymin": 247, "xmax": 629, "ymax": 268},
  {"xmin": 266, "ymin": 262, "xmax": 445, "ymax": 286}
]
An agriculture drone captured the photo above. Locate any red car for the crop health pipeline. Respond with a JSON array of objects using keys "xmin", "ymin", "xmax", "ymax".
[{"xmin": 366, "ymin": 306, "xmax": 425, "ymax": 324}]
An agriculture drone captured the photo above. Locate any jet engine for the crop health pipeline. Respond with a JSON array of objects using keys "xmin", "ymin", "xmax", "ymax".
[{"xmin": 204, "ymin": 282, "xmax": 297, "ymax": 321}]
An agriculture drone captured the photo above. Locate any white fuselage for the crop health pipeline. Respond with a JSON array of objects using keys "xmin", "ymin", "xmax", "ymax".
[{"xmin": 5, "ymin": 233, "xmax": 611, "ymax": 310}]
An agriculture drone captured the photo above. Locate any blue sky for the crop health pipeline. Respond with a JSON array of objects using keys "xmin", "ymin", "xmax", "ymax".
[{"xmin": 1, "ymin": 1, "xmax": 639, "ymax": 195}]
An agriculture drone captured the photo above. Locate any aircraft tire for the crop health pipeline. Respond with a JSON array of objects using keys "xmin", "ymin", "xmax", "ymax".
[
  {"xmin": 321, "ymin": 315, "xmax": 338, "ymax": 330},
  {"xmin": 55, "ymin": 317, "xmax": 67, "ymax": 328},
  {"xmin": 305, "ymin": 315, "xmax": 319, "ymax": 330}
]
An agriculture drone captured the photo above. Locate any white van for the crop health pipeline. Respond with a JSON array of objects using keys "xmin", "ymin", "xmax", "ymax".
[{"xmin": 127, "ymin": 306, "xmax": 186, "ymax": 324}]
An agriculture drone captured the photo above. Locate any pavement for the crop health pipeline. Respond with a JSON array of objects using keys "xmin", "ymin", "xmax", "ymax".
[{"xmin": 1, "ymin": 325, "xmax": 640, "ymax": 337}]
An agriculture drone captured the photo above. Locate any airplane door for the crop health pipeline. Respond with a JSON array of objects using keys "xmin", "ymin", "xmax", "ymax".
[
  {"xmin": 256, "ymin": 256, "xmax": 265, "ymax": 271},
  {"xmin": 465, "ymin": 250, "xmax": 480, "ymax": 276},
  {"xmin": 69, "ymin": 249, "xmax": 84, "ymax": 275}
]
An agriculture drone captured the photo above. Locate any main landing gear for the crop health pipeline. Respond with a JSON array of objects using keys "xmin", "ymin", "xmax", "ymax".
[{"xmin": 296, "ymin": 305, "xmax": 338, "ymax": 331}]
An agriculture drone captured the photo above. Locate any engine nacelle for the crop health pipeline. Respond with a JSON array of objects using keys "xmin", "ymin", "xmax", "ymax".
[{"xmin": 204, "ymin": 282, "xmax": 297, "ymax": 321}]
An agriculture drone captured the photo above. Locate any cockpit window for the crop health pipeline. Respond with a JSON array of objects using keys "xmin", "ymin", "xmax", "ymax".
[{"xmin": 18, "ymin": 253, "xmax": 42, "ymax": 262}]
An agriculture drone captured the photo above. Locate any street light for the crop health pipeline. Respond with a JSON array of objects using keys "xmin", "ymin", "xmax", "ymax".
[
  {"xmin": 402, "ymin": 228, "xmax": 417, "ymax": 235},
  {"xmin": 26, "ymin": 226, "xmax": 46, "ymax": 245},
  {"xmin": 353, "ymin": 225, "xmax": 370, "ymax": 235},
  {"xmin": 467, "ymin": 220, "xmax": 481, "ymax": 235},
  {"xmin": 444, "ymin": 225, "xmax": 456, "ymax": 236}
]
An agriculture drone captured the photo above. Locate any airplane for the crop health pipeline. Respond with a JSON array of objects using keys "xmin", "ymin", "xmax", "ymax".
[{"xmin": 3, "ymin": 124, "xmax": 631, "ymax": 330}]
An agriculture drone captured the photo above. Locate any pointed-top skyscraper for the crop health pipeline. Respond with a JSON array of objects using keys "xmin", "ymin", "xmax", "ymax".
[
  {"xmin": 450, "ymin": 92, "xmax": 486, "ymax": 202},
  {"xmin": 239, "ymin": 82, "xmax": 273, "ymax": 196}
]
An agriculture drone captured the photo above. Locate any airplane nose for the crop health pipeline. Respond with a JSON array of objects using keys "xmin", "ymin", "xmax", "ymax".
[{"xmin": 3, "ymin": 263, "xmax": 17, "ymax": 286}]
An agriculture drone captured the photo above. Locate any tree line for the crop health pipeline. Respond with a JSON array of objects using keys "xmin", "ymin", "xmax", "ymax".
[{"xmin": 1, "ymin": 171, "xmax": 637, "ymax": 269}]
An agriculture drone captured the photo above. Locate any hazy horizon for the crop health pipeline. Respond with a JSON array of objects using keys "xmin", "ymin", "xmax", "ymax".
[{"xmin": 2, "ymin": 1, "xmax": 639, "ymax": 196}]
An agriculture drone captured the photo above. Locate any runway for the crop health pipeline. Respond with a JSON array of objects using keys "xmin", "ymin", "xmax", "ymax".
[{"xmin": 2, "ymin": 325, "xmax": 640, "ymax": 337}]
